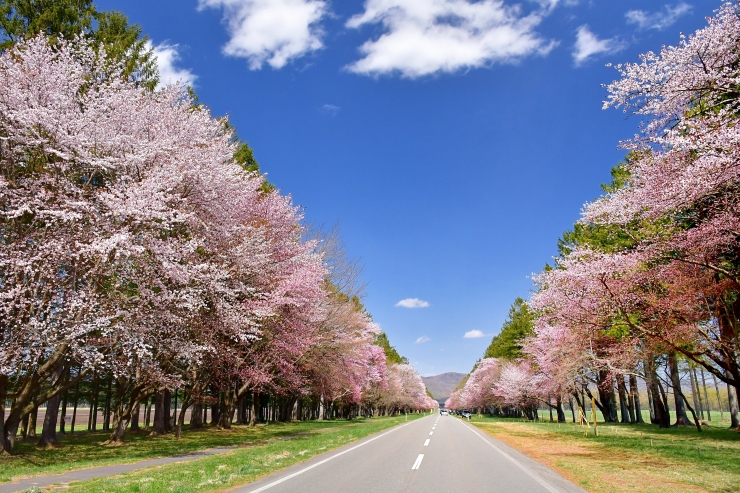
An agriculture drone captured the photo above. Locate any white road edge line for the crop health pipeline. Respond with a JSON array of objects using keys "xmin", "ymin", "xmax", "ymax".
[
  {"xmin": 459, "ymin": 421, "xmax": 560, "ymax": 493},
  {"xmin": 424, "ymin": 439, "xmax": 430, "ymax": 446},
  {"xmin": 247, "ymin": 420, "xmax": 417, "ymax": 493},
  {"xmin": 412, "ymin": 454, "xmax": 424, "ymax": 470}
]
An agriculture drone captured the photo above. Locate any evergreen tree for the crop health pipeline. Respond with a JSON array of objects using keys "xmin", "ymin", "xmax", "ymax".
[
  {"xmin": 483, "ymin": 298, "xmax": 534, "ymax": 360},
  {"xmin": 0, "ymin": 0, "xmax": 157, "ymax": 90}
]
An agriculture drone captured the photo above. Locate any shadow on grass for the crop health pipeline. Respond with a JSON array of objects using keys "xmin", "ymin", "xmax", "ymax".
[{"xmin": 0, "ymin": 418, "xmax": 385, "ymax": 483}]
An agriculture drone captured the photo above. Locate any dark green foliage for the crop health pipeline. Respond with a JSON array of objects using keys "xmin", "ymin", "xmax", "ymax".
[
  {"xmin": 233, "ymin": 141, "xmax": 275, "ymax": 193},
  {"xmin": 92, "ymin": 10, "xmax": 157, "ymax": 91},
  {"xmin": 374, "ymin": 332, "xmax": 408, "ymax": 365},
  {"xmin": 233, "ymin": 142, "xmax": 259, "ymax": 174},
  {"xmin": 0, "ymin": 0, "xmax": 95, "ymax": 48},
  {"xmin": 557, "ymin": 162, "xmax": 636, "ymax": 257},
  {"xmin": 0, "ymin": 0, "xmax": 157, "ymax": 91},
  {"xmin": 483, "ymin": 298, "xmax": 534, "ymax": 360}
]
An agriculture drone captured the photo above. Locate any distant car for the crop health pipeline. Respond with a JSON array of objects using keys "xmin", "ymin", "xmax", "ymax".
[
  {"xmin": 440, "ymin": 410, "xmax": 449, "ymax": 416},
  {"xmin": 461, "ymin": 411, "xmax": 472, "ymax": 419}
]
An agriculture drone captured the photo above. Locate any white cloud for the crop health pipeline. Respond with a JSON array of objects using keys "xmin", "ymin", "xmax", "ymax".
[
  {"xmin": 463, "ymin": 329, "xmax": 486, "ymax": 338},
  {"xmin": 415, "ymin": 336, "xmax": 431, "ymax": 343},
  {"xmin": 198, "ymin": 0, "xmax": 327, "ymax": 69},
  {"xmin": 148, "ymin": 42, "xmax": 197, "ymax": 90},
  {"xmin": 625, "ymin": 3, "xmax": 692, "ymax": 31},
  {"xmin": 395, "ymin": 298, "xmax": 430, "ymax": 308},
  {"xmin": 345, "ymin": 0, "xmax": 557, "ymax": 78},
  {"xmin": 322, "ymin": 103, "xmax": 340, "ymax": 116},
  {"xmin": 572, "ymin": 25, "xmax": 625, "ymax": 66}
]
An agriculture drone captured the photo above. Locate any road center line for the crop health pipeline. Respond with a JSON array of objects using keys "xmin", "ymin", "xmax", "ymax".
[
  {"xmin": 429, "ymin": 431, "xmax": 433, "ymax": 435},
  {"xmin": 424, "ymin": 439, "xmax": 430, "ymax": 446},
  {"xmin": 459, "ymin": 421, "xmax": 560, "ymax": 493},
  {"xmin": 246, "ymin": 420, "xmax": 417, "ymax": 493},
  {"xmin": 412, "ymin": 454, "xmax": 424, "ymax": 470}
]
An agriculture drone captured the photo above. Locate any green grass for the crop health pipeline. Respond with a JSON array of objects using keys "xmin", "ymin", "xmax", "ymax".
[
  {"xmin": 57, "ymin": 414, "xmax": 425, "ymax": 493},
  {"xmin": 0, "ymin": 414, "xmax": 427, "ymax": 484},
  {"xmin": 468, "ymin": 414, "xmax": 740, "ymax": 493},
  {"xmin": 534, "ymin": 408, "xmax": 736, "ymax": 427}
]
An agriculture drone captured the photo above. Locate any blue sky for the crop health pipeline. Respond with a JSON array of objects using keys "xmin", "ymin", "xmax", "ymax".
[{"xmin": 99, "ymin": 0, "xmax": 717, "ymax": 376}]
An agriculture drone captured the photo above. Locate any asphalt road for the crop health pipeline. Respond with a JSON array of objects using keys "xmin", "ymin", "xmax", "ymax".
[{"xmin": 237, "ymin": 413, "xmax": 587, "ymax": 493}]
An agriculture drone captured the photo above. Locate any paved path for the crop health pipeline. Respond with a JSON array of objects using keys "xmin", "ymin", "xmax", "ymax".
[
  {"xmin": 236, "ymin": 414, "xmax": 587, "ymax": 493},
  {"xmin": 0, "ymin": 446, "xmax": 239, "ymax": 493}
]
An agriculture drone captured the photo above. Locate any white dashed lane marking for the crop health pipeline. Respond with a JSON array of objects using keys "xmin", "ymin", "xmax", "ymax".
[{"xmin": 412, "ymin": 454, "xmax": 424, "ymax": 470}]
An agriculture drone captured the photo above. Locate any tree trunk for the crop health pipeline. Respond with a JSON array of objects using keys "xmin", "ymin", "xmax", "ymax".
[
  {"xmin": 163, "ymin": 390, "xmax": 172, "ymax": 432},
  {"xmin": 728, "ymin": 378, "xmax": 739, "ymax": 428},
  {"xmin": 210, "ymin": 400, "xmax": 220, "ymax": 426},
  {"xmin": 678, "ymin": 388, "xmax": 703, "ymax": 432},
  {"xmin": 646, "ymin": 386, "xmax": 656, "ymax": 423},
  {"xmin": 59, "ymin": 390, "xmax": 68, "ymax": 435},
  {"xmin": 144, "ymin": 395, "xmax": 152, "ymax": 429},
  {"xmin": 249, "ymin": 392, "xmax": 258, "ymax": 426},
  {"xmin": 175, "ymin": 395, "xmax": 192, "ymax": 439},
  {"xmin": 107, "ymin": 414, "xmax": 130, "ymax": 443},
  {"xmin": 596, "ymin": 372, "xmax": 618, "ymax": 422},
  {"xmin": 38, "ymin": 364, "xmax": 65, "ymax": 447},
  {"xmin": 630, "ymin": 375, "xmax": 644, "ymax": 423},
  {"xmin": 102, "ymin": 376, "xmax": 112, "ymax": 432},
  {"xmin": 0, "ymin": 376, "xmax": 7, "ymax": 454},
  {"xmin": 38, "ymin": 396, "xmax": 61, "ymax": 447},
  {"xmin": 20, "ymin": 412, "xmax": 28, "ymax": 441},
  {"xmin": 689, "ymin": 365, "xmax": 703, "ymax": 421},
  {"xmin": 711, "ymin": 372, "xmax": 724, "ymax": 422},
  {"xmin": 151, "ymin": 391, "xmax": 166, "ymax": 435},
  {"xmin": 191, "ymin": 402, "xmax": 204, "ymax": 429},
  {"xmin": 645, "ymin": 356, "xmax": 670, "ymax": 428},
  {"xmin": 172, "ymin": 390, "xmax": 178, "ymax": 431},
  {"xmin": 70, "ymin": 384, "xmax": 79, "ymax": 434},
  {"xmin": 218, "ymin": 391, "xmax": 233, "ymax": 429},
  {"xmin": 105, "ymin": 382, "xmax": 147, "ymax": 444},
  {"xmin": 555, "ymin": 396, "xmax": 566, "ymax": 423},
  {"xmin": 668, "ymin": 353, "xmax": 692, "ymax": 426},
  {"xmin": 236, "ymin": 395, "xmax": 246, "ymax": 425},
  {"xmin": 2, "ymin": 346, "xmax": 85, "ymax": 452},
  {"xmin": 5, "ymin": 416, "xmax": 21, "ymax": 453},
  {"xmin": 700, "ymin": 369, "xmax": 711, "ymax": 422},
  {"xmin": 28, "ymin": 405, "xmax": 38, "ymax": 439},
  {"xmin": 90, "ymin": 374, "xmax": 99, "ymax": 432},
  {"xmin": 693, "ymin": 367, "xmax": 705, "ymax": 420},
  {"xmin": 617, "ymin": 376, "xmax": 631, "ymax": 423},
  {"xmin": 568, "ymin": 397, "xmax": 576, "ymax": 423},
  {"xmin": 130, "ymin": 401, "xmax": 141, "ymax": 431}
]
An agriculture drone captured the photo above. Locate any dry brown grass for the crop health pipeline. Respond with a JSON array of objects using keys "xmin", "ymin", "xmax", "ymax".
[{"xmin": 472, "ymin": 418, "xmax": 739, "ymax": 493}]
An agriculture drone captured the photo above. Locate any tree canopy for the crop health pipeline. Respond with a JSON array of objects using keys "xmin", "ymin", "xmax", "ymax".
[
  {"xmin": 0, "ymin": 0, "xmax": 157, "ymax": 90},
  {"xmin": 483, "ymin": 298, "xmax": 534, "ymax": 361}
]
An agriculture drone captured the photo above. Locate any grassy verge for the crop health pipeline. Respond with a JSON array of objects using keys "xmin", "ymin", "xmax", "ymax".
[
  {"xmin": 56, "ymin": 414, "xmax": 424, "ymax": 493},
  {"xmin": 468, "ymin": 415, "xmax": 740, "ymax": 493},
  {"xmin": 0, "ymin": 414, "xmax": 426, "ymax": 484}
]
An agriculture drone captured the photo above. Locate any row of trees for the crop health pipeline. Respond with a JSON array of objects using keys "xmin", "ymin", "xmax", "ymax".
[
  {"xmin": 0, "ymin": 2, "xmax": 435, "ymax": 454},
  {"xmin": 448, "ymin": 1, "xmax": 740, "ymax": 431}
]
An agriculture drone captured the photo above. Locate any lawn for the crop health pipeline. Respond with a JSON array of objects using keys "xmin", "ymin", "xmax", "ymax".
[
  {"xmin": 0, "ymin": 414, "xmax": 426, "ymax": 486},
  {"xmin": 57, "ymin": 414, "xmax": 424, "ymax": 493},
  {"xmin": 469, "ymin": 414, "xmax": 740, "ymax": 493}
]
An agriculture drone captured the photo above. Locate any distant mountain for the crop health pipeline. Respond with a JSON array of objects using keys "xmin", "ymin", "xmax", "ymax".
[{"xmin": 421, "ymin": 372, "xmax": 466, "ymax": 400}]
